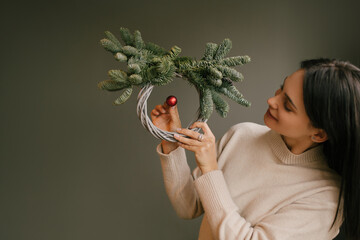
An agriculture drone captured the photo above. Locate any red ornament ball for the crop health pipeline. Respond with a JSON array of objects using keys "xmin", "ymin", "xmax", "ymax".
[{"xmin": 166, "ymin": 95, "xmax": 177, "ymax": 107}]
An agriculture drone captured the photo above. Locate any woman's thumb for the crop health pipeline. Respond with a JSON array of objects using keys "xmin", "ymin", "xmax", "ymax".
[{"xmin": 164, "ymin": 96, "xmax": 179, "ymax": 119}]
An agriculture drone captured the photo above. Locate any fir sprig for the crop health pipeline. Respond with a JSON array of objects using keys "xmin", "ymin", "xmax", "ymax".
[{"xmin": 99, "ymin": 27, "xmax": 251, "ymax": 120}]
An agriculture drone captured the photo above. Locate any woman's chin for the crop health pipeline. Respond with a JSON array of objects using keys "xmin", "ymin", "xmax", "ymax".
[{"xmin": 264, "ymin": 113, "xmax": 275, "ymax": 130}]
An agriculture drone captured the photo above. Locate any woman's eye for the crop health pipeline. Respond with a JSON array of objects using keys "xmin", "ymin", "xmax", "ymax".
[
  {"xmin": 284, "ymin": 102, "xmax": 291, "ymax": 112},
  {"xmin": 280, "ymin": 84, "xmax": 292, "ymax": 112}
]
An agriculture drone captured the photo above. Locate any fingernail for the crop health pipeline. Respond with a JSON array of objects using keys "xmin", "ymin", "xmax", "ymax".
[
  {"xmin": 176, "ymin": 128, "xmax": 181, "ymax": 131},
  {"xmin": 174, "ymin": 134, "xmax": 179, "ymax": 138}
]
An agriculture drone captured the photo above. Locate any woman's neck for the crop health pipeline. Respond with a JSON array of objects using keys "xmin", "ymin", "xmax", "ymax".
[{"xmin": 281, "ymin": 135, "xmax": 319, "ymax": 155}]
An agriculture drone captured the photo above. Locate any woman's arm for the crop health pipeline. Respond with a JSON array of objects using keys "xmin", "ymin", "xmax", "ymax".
[
  {"xmin": 157, "ymin": 142, "xmax": 204, "ymax": 219},
  {"xmin": 157, "ymin": 122, "xmax": 232, "ymax": 220}
]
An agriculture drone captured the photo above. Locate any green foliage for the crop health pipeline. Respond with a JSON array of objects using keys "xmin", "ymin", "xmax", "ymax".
[
  {"xmin": 114, "ymin": 87, "xmax": 133, "ymax": 105},
  {"xmin": 108, "ymin": 70, "xmax": 127, "ymax": 83},
  {"xmin": 114, "ymin": 52, "xmax": 127, "ymax": 62},
  {"xmin": 145, "ymin": 42, "xmax": 168, "ymax": 55},
  {"xmin": 129, "ymin": 74, "xmax": 142, "ymax": 84},
  {"xmin": 105, "ymin": 31, "xmax": 122, "ymax": 49},
  {"xmin": 211, "ymin": 90, "xmax": 229, "ymax": 118},
  {"xmin": 133, "ymin": 30, "xmax": 145, "ymax": 49},
  {"xmin": 217, "ymin": 66, "xmax": 243, "ymax": 82},
  {"xmin": 169, "ymin": 46, "xmax": 181, "ymax": 58},
  {"xmin": 98, "ymin": 80, "xmax": 128, "ymax": 91},
  {"xmin": 100, "ymin": 39, "xmax": 121, "ymax": 53},
  {"xmin": 203, "ymin": 43, "xmax": 218, "ymax": 61},
  {"xmin": 99, "ymin": 27, "xmax": 251, "ymax": 120},
  {"xmin": 220, "ymin": 56, "xmax": 251, "ymax": 67},
  {"xmin": 214, "ymin": 39, "xmax": 232, "ymax": 60},
  {"xmin": 200, "ymin": 89, "xmax": 214, "ymax": 120},
  {"xmin": 119, "ymin": 27, "xmax": 134, "ymax": 46}
]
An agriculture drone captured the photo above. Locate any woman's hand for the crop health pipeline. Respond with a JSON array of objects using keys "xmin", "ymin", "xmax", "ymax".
[
  {"xmin": 150, "ymin": 101, "xmax": 182, "ymax": 154},
  {"xmin": 174, "ymin": 121, "xmax": 218, "ymax": 174}
]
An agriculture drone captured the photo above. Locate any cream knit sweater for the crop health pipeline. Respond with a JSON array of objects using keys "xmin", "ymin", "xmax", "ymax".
[{"xmin": 156, "ymin": 122, "xmax": 342, "ymax": 240}]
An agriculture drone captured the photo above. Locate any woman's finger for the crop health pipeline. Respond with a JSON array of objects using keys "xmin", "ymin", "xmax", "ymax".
[
  {"xmin": 190, "ymin": 122, "xmax": 213, "ymax": 136},
  {"xmin": 165, "ymin": 101, "xmax": 179, "ymax": 119},
  {"xmin": 177, "ymin": 142, "xmax": 196, "ymax": 151},
  {"xmin": 155, "ymin": 104, "xmax": 166, "ymax": 114},
  {"xmin": 151, "ymin": 109, "xmax": 160, "ymax": 116},
  {"xmin": 174, "ymin": 133, "xmax": 201, "ymax": 146},
  {"xmin": 176, "ymin": 128, "xmax": 201, "ymax": 140}
]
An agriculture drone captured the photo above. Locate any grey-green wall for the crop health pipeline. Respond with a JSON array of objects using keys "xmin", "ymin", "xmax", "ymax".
[{"xmin": 1, "ymin": 0, "xmax": 358, "ymax": 239}]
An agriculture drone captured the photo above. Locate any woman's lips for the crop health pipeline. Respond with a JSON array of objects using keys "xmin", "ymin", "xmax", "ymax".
[{"xmin": 266, "ymin": 109, "xmax": 277, "ymax": 121}]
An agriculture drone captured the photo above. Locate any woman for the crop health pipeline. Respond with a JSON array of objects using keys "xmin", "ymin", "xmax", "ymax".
[{"xmin": 150, "ymin": 58, "xmax": 360, "ymax": 240}]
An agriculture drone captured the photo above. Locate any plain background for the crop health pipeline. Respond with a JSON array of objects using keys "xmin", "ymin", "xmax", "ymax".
[{"xmin": 1, "ymin": 0, "xmax": 359, "ymax": 239}]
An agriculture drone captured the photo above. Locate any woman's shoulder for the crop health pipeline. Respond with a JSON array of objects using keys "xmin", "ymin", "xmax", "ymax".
[
  {"xmin": 219, "ymin": 122, "xmax": 270, "ymax": 144},
  {"xmin": 228, "ymin": 122, "xmax": 270, "ymax": 136}
]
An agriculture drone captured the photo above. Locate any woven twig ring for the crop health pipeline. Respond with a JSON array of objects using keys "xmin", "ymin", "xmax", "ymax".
[{"xmin": 136, "ymin": 83, "xmax": 207, "ymax": 142}]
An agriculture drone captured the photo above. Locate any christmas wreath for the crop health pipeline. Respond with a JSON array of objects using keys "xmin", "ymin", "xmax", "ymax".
[{"xmin": 98, "ymin": 27, "xmax": 251, "ymax": 141}]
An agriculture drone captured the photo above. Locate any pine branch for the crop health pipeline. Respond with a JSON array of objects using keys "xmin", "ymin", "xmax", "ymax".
[
  {"xmin": 114, "ymin": 52, "xmax": 127, "ymax": 62},
  {"xmin": 105, "ymin": 31, "xmax": 122, "ymax": 49},
  {"xmin": 217, "ymin": 65, "xmax": 243, "ymax": 82},
  {"xmin": 114, "ymin": 87, "xmax": 133, "ymax": 105},
  {"xmin": 128, "ymin": 63, "xmax": 141, "ymax": 74},
  {"xmin": 169, "ymin": 46, "xmax": 181, "ymax": 58},
  {"xmin": 220, "ymin": 56, "xmax": 251, "ymax": 67},
  {"xmin": 214, "ymin": 38, "xmax": 232, "ymax": 60},
  {"xmin": 218, "ymin": 85, "xmax": 250, "ymax": 107},
  {"xmin": 134, "ymin": 30, "xmax": 145, "ymax": 49},
  {"xmin": 208, "ymin": 67, "xmax": 223, "ymax": 79},
  {"xmin": 211, "ymin": 90, "xmax": 229, "ymax": 118},
  {"xmin": 119, "ymin": 27, "xmax": 134, "ymax": 46},
  {"xmin": 145, "ymin": 42, "xmax": 168, "ymax": 55},
  {"xmin": 99, "ymin": 27, "xmax": 251, "ymax": 119},
  {"xmin": 122, "ymin": 46, "xmax": 139, "ymax": 56},
  {"xmin": 200, "ymin": 88, "xmax": 214, "ymax": 120},
  {"xmin": 203, "ymin": 43, "xmax": 218, "ymax": 61},
  {"xmin": 207, "ymin": 76, "xmax": 222, "ymax": 87},
  {"xmin": 98, "ymin": 80, "xmax": 128, "ymax": 91},
  {"xmin": 100, "ymin": 39, "xmax": 122, "ymax": 53},
  {"xmin": 129, "ymin": 74, "xmax": 142, "ymax": 84},
  {"xmin": 108, "ymin": 70, "xmax": 127, "ymax": 83}
]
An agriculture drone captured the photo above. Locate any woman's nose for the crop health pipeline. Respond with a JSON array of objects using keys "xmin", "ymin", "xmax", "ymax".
[{"xmin": 267, "ymin": 93, "xmax": 279, "ymax": 109}]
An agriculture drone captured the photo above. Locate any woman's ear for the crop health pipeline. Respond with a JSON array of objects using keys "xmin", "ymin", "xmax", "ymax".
[{"xmin": 311, "ymin": 129, "xmax": 328, "ymax": 143}]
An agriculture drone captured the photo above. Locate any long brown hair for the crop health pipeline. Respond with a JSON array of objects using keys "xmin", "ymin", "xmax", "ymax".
[{"xmin": 301, "ymin": 58, "xmax": 360, "ymax": 239}]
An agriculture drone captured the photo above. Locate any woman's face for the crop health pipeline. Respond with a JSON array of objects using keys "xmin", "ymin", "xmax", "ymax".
[{"xmin": 264, "ymin": 69, "xmax": 316, "ymax": 143}]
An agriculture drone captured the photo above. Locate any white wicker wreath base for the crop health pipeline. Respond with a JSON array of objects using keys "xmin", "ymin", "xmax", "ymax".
[{"xmin": 136, "ymin": 83, "xmax": 207, "ymax": 142}]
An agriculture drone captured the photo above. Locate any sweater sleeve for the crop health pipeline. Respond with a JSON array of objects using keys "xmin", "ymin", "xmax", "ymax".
[
  {"xmin": 156, "ymin": 128, "xmax": 232, "ymax": 220},
  {"xmin": 156, "ymin": 144, "xmax": 204, "ymax": 219},
  {"xmin": 194, "ymin": 170, "xmax": 341, "ymax": 240}
]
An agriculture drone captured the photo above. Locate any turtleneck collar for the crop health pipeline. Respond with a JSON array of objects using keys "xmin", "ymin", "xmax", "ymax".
[{"xmin": 266, "ymin": 129, "xmax": 325, "ymax": 165}]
